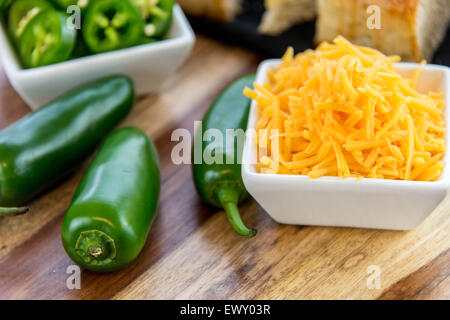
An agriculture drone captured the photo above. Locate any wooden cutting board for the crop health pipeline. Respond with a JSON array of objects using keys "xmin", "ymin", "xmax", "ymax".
[{"xmin": 0, "ymin": 36, "xmax": 449, "ymax": 300}]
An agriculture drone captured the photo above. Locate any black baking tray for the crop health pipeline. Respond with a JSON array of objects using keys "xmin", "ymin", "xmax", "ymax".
[{"xmin": 188, "ymin": 0, "xmax": 450, "ymax": 66}]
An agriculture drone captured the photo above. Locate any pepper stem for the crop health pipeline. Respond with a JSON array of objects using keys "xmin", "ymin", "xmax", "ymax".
[
  {"xmin": 88, "ymin": 245, "xmax": 104, "ymax": 258},
  {"xmin": 75, "ymin": 230, "xmax": 116, "ymax": 266},
  {"xmin": 215, "ymin": 185, "xmax": 257, "ymax": 238},
  {"xmin": 0, "ymin": 207, "xmax": 29, "ymax": 217}
]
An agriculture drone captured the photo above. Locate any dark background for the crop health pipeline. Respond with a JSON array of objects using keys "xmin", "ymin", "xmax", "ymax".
[{"xmin": 189, "ymin": 0, "xmax": 450, "ymax": 66}]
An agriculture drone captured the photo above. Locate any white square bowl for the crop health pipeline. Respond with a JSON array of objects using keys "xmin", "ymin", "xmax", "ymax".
[
  {"xmin": 0, "ymin": 5, "xmax": 195, "ymax": 110},
  {"xmin": 242, "ymin": 60, "xmax": 450, "ymax": 230}
]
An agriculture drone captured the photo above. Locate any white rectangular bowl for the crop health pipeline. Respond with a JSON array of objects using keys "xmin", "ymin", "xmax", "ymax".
[
  {"xmin": 242, "ymin": 60, "xmax": 450, "ymax": 230},
  {"xmin": 0, "ymin": 5, "xmax": 195, "ymax": 110}
]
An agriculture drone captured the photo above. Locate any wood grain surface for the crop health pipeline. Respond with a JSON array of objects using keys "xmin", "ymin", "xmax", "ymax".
[{"xmin": 0, "ymin": 36, "xmax": 449, "ymax": 300}]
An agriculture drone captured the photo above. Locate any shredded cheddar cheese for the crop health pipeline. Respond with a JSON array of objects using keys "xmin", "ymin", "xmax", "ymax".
[{"xmin": 244, "ymin": 36, "xmax": 446, "ymax": 181}]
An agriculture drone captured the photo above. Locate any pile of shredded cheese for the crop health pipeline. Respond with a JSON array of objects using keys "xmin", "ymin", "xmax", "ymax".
[{"xmin": 244, "ymin": 36, "xmax": 446, "ymax": 181}]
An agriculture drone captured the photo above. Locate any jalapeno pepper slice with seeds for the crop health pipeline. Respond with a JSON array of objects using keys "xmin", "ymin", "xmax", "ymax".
[
  {"xmin": 50, "ymin": 0, "xmax": 89, "ymax": 10},
  {"xmin": 8, "ymin": 0, "xmax": 52, "ymax": 42},
  {"xmin": 131, "ymin": 0, "xmax": 174, "ymax": 38},
  {"xmin": 83, "ymin": 0, "xmax": 144, "ymax": 53},
  {"xmin": 18, "ymin": 9, "xmax": 77, "ymax": 68}
]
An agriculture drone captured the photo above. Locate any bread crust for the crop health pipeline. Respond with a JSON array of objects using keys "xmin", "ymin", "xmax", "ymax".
[
  {"xmin": 259, "ymin": 0, "xmax": 316, "ymax": 35},
  {"xmin": 315, "ymin": 0, "xmax": 450, "ymax": 62},
  {"xmin": 178, "ymin": 0, "xmax": 241, "ymax": 21}
]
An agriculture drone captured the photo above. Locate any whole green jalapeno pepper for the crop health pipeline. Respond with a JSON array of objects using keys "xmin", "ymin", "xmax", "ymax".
[
  {"xmin": 0, "ymin": 76, "xmax": 134, "ymax": 216},
  {"xmin": 8, "ymin": 0, "xmax": 52, "ymax": 42},
  {"xmin": 19, "ymin": 9, "xmax": 77, "ymax": 68},
  {"xmin": 131, "ymin": 0, "xmax": 174, "ymax": 38},
  {"xmin": 61, "ymin": 127, "xmax": 161, "ymax": 272},
  {"xmin": 192, "ymin": 74, "xmax": 257, "ymax": 238},
  {"xmin": 82, "ymin": 0, "xmax": 144, "ymax": 53}
]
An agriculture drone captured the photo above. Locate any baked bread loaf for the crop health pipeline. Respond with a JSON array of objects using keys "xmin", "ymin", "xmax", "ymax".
[
  {"xmin": 259, "ymin": 0, "xmax": 316, "ymax": 35},
  {"xmin": 316, "ymin": 0, "xmax": 450, "ymax": 62},
  {"xmin": 178, "ymin": 0, "xmax": 242, "ymax": 21}
]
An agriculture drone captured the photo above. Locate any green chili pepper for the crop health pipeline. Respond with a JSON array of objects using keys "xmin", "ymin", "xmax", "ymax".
[
  {"xmin": 61, "ymin": 127, "xmax": 160, "ymax": 272},
  {"xmin": 0, "ymin": 207, "xmax": 29, "ymax": 217},
  {"xmin": 70, "ymin": 34, "xmax": 92, "ymax": 59},
  {"xmin": 0, "ymin": 76, "xmax": 134, "ymax": 216},
  {"xmin": 131, "ymin": 0, "xmax": 174, "ymax": 38},
  {"xmin": 192, "ymin": 74, "xmax": 257, "ymax": 238},
  {"xmin": 0, "ymin": 0, "xmax": 12, "ymax": 13},
  {"xmin": 50, "ymin": 0, "xmax": 89, "ymax": 10},
  {"xmin": 136, "ymin": 36, "xmax": 157, "ymax": 46},
  {"xmin": 18, "ymin": 9, "xmax": 77, "ymax": 68},
  {"xmin": 8, "ymin": 0, "xmax": 52, "ymax": 42},
  {"xmin": 50, "ymin": 0, "xmax": 76, "ymax": 8},
  {"xmin": 83, "ymin": 0, "xmax": 143, "ymax": 53}
]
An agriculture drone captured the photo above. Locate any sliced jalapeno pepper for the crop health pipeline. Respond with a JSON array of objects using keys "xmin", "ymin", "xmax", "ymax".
[
  {"xmin": 8, "ymin": 0, "xmax": 52, "ymax": 42},
  {"xmin": 19, "ymin": 9, "xmax": 77, "ymax": 68},
  {"xmin": 83, "ymin": 0, "xmax": 143, "ymax": 53},
  {"xmin": 131, "ymin": 0, "xmax": 174, "ymax": 38},
  {"xmin": 70, "ymin": 34, "xmax": 92, "ymax": 59},
  {"xmin": 50, "ymin": 0, "xmax": 89, "ymax": 10}
]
